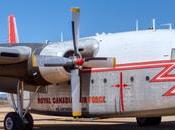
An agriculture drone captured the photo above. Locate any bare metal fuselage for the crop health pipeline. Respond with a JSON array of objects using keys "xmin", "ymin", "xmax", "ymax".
[
  {"xmin": 8, "ymin": 29, "xmax": 175, "ymax": 118},
  {"xmin": 30, "ymin": 59, "xmax": 175, "ymax": 118}
]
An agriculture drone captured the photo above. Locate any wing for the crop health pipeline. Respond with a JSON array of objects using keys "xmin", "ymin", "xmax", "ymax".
[{"xmin": 0, "ymin": 46, "xmax": 31, "ymax": 64}]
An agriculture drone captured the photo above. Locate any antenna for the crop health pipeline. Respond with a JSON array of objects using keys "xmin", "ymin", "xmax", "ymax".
[
  {"xmin": 152, "ymin": 19, "xmax": 156, "ymax": 31},
  {"xmin": 136, "ymin": 19, "xmax": 139, "ymax": 31},
  {"xmin": 160, "ymin": 23, "xmax": 173, "ymax": 30},
  {"xmin": 60, "ymin": 32, "xmax": 63, "ymax": 42},
  {"xmin": 45, "ymin": 40, "xmax": 50, "ymax": 44}
]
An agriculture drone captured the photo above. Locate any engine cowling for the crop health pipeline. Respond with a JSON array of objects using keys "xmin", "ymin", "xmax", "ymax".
[{"xmin": 38, "ymin": 38, "xmax": 99, "ymax": 84}]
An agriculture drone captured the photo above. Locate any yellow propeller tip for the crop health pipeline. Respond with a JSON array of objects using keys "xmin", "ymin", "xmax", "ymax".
[
  {"xmin": 72, "ymin": 112, "xmax": 81, "ymax": 117},
  {"xmin": 71, "ymin": 7, "xmax": 80, "ymax": 13}
]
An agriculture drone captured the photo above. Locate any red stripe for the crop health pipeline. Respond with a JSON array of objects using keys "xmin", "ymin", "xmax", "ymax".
[
  {"xmin": 120, "ymin": 72, "xmax": 124, "ymax": 112},
  {"xmin": 115, "ymin": 60, "xmax": 174, "ymax": 67},
  {"xmin": 82, "ymin": 60, "xmax": 175, "ymax": 73}
]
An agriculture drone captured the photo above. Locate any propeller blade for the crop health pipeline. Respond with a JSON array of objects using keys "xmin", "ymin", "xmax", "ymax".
[
  {"xmin": 70, "ymin": 7, "xmax": 82, "ymax": 118},
  {"xmin": 71, "ymin": 7, "xmax": 80, "ymax": 57},
  {"xmin": 71, "ymin": 69, "xmax": 81, "ymax": 117},
  {"xmin": 32, "ymin": 55, "xmax": 74, "ymax": 67},
  {"xmin": 83, "ymin": 57, "xmax": 116, "ymax": 68}
]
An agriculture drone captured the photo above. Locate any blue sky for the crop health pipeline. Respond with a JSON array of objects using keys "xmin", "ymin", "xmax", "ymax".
[{"xmin": 0, "ymin": 0, "xmax": 174, "ymax": 42}]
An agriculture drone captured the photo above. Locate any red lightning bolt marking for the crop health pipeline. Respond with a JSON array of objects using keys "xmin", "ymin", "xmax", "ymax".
[
  {"xmin": 150, "ymin": 63, "xmax": 175, "ymax": 96},
  {"xmin": 162, "ymin": 85, "xmax": 175, "ymax": 96},
  {"xmin": 150, "ymin": 64, "xmax": 175, "ymax": 82}
]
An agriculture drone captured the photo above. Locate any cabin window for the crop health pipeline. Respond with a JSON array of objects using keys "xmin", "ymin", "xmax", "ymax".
[
  {"xmin": 130, "ymin": 76, "xmax": 134, "ymax": 82},
  {"xmin": 171, "ymin": 48, "xmax": 175, "ymax": 60},
  {"xmin": 103, "ymin": 78, "xmax": 107, "ymax": 83},
  {"xmin": 91, "ymin": 79, "xmax": 94, "ymax": 84},
  {"xmin": 146, "ymin": 76, "xmax": 150, "ymax": 81}
]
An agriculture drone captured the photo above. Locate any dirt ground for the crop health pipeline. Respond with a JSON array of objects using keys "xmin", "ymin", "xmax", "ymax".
[{"xmin": 0, "ymin": 106, "xmax": 175, "ymax": 130}]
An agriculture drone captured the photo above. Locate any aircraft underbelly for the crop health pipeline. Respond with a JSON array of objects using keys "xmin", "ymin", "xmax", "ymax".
[{"xmin": 31, "ymin": 60, "xmax": 175, "ymax": 117}]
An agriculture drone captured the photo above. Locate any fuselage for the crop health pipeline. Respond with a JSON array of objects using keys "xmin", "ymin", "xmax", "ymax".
[
  {"xmin": 95, "ymin": 29, "xmax": 175, "ymax": 63},
  {"xmin": 8, "ymin": 29, "xmax": 175, "ymax": 117}
]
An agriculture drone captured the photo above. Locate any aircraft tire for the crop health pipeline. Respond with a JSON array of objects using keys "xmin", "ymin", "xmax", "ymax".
[
  {"xmin": 136, "ymin": 117, "xmax": 161, "ymax": 127},
  {"xmin": 24, "ymin": 112, "xmax": 34, "ymax": 130},
  {"xmin": 4, "ymin": 112, "xmax": 24, "ymax": 130},
  {"xmin": 150, "ymin": 117, "xmax": 162, "ymax": 126}
]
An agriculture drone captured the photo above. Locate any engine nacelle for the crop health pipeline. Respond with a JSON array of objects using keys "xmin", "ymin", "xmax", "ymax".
[{"xmin": 38, "ymin": 38, "xmax": 99, "ymax": 84}]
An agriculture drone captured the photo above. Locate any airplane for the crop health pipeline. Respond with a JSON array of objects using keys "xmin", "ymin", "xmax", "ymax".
[{"xmin": 1, "ymin": 7, "xmax": 175, "ymax": 130}]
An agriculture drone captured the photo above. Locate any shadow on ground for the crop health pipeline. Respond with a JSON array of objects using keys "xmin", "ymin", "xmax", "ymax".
[
  {"xmin": 33, "ymin": 120, "xmax": 175, "ymax": 130},
  {"xmin": 0, "ymin": 117, "xmax": 175, "ymax": 130}
]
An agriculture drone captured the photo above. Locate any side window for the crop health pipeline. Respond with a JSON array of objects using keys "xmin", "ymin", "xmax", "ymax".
[{"xmin": 171, "ymin": 48, "xmax": 175, "ymax": 60}]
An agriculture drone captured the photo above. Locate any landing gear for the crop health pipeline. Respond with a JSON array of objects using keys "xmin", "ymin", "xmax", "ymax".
[
  {"xmin": 4, "ymin": 112, "xmax": 33, "ymax": 130},
  {"xmin": 136, "ymin": 117, "xmax": 161, "ymax": 127},
  {"xmin": 24, "ymin": 113, "xmax": 34, "ymax": 130},
  {"xmin": 4, "ymin": 80, "xmax": 40, "ymax": 130},
  {"xmin": 4, "ymin": 112, "xmax": 24, "ymax": 130}
]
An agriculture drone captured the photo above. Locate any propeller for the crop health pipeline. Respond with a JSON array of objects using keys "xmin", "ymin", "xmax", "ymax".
[
  {"xmin": 70, "ymin": 7, "xmax": 82, "ymax": 117},
  {"xmin": 70, "ymin": 8, "xmax": 116, "ymax": 117},
  {"xmin": 31, "ymin": 8, "xmax": 83, "ymax": 117},
  {"xmin": 40, "ymin": 7, "xmax": 116, "ymax": 117}
]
